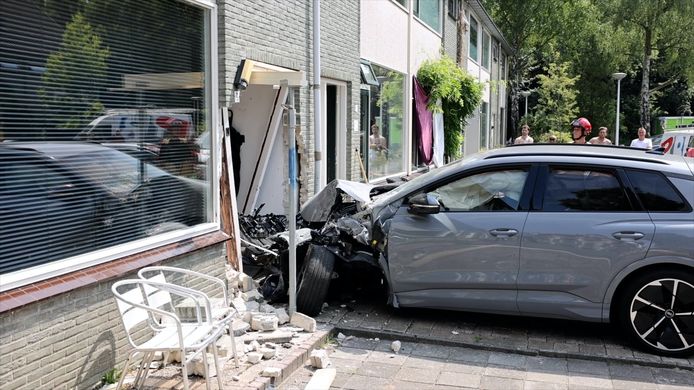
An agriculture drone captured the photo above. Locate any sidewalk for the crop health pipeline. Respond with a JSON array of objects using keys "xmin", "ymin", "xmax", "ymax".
[
  {"xmin": 282, "ymin": 335, "xmax": 694, "ymax": 390},
  {"xmin": 315, "ymin": 301, "xmax": 694, "ymax": 371}
]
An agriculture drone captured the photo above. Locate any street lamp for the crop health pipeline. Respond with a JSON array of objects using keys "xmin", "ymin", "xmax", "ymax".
[
  {"xmin": 520, "ymin": 90, "xmax": 531, "ymax": 117},
  {"xmin": 612, "ymin": 72, "xmax": 626, "ymax": 145}
]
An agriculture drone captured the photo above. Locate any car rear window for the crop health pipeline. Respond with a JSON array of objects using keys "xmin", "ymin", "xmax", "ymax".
[
  {"xmin": 542, "ymin": 167, "xmax": 632, "ymax": 211},
  {"xmin": 625, "ymin": 170, "xmax": 690, "ymax": 212}
]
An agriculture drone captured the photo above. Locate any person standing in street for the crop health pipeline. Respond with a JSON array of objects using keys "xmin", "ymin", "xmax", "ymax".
[
  {"xmin": 570, "ymin": 117, "xmax": 592, "ymax": 144},
  {"xmin": 514, "ymin": 124, "xmax": 534, "ymax": 144},
  {"xmin": 630, "ymin": 127, "xmax": 652, "ymax": 149},
  {"xmin": 589, "ymin": 127, "xmax": 612, "ymax": 145}
]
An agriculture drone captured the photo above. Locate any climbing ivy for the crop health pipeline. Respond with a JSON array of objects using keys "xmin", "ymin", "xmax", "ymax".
[{"xmin": 417, "ymin": 55, "xmax": 483, "ymax": 159}]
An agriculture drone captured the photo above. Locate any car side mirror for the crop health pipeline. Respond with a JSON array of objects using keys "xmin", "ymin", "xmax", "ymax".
[{"xmin": 408, "ymin": 193, "xmax": 440, "ymax": 215}]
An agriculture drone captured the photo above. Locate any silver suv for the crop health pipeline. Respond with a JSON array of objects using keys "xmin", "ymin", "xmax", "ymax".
[
  {"xmin": 256, "ymin": 144, "xmax": 693, "ymax": 356},
  {"xmin": 360, "ymin": 144, "xmax": 694, "ymax": 356}
]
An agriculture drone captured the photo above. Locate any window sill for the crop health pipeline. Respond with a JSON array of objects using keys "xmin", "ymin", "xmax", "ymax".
[{"xmin": 0, "ymin": 230, "xmax": 231, "ymax": 313}]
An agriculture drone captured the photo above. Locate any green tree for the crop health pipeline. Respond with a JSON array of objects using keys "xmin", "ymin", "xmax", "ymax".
[
  {"xmin": 416, "ymin": 56, "xmax": 483, "ymax": 159},
  {"xmin": 530, "ymin": 62, "xmax": 580, "ymax": 136},
  {"xmin": 40, "ymin": 12, "xmax": 109, "ymax": 134}
]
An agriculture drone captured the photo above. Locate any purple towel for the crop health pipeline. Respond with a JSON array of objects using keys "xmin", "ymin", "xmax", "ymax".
[{"xmin": 413, "ymin": 77, "xmax": 433, "ymax": 165}]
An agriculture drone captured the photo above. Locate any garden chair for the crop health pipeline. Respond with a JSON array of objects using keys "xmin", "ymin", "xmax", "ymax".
[
  {"xmin": 111, "ymin": 279, "xmax": 224, "ymax": 390},
  {"xmin": 137, "ymin": 266, "xmax": 239, "ymax": 366}
]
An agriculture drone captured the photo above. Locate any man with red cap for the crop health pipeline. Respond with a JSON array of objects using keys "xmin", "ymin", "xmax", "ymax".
[{"xmin": 570, "ymin": 117, "xmax": 592, "ymax": 144}]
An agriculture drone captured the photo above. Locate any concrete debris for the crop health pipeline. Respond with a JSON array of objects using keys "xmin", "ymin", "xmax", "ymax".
[
  {"xmin": 340, "ymin": 304, "xmax": 346, "ymax": 308},
  {"xmin": 186, "ymin": 353, "xmax": 217, "ymax": 377},
  {"xmin": 290, "ymin": 312, "xmax": 317, "ymax": 333},
  {"xmin": 282, "ymin": 343, "xmax": 293, "ymax": 348},
  {"xmin": 274, "ymin": 308, "xmax": 290, "ymax": 324},
  {"xmin": 264, "ymin": 342, "xmax": 278, "ymax": 349},
  {"xmin": 231, "ymin": 297, "xmax": 247, "ymax": 312},
  {"xmin": 336, "ymin": 332, "xmax": 346, "ymax": 340},
  {"xmin": 374, "ymin": 338, "xmax": 379, "ymax": 341},
  {"xmin": 250, "ymin": 340, "xmax": 261, "ymax": 352},
  {"xmin": 241, "ymin": 290, "xmax": 263, "ymax": 302},
  {"xmin": 247, "ymin": 330, "xmax": 294, "ymax": 344},
  {"xmin": 451, "ymin": 330, "xmax": 459, "ymax": 335},
  {"xmin": 242, "ymin": 311, "xmax": 255, "ymax": 323},
  {"xmin": 246, "ymin": 352, "xmax": 263, "ymax": 364},
  {"xmin": 260, "ymin": 303, "xmax": 276, "ymax": 313},
  {"xmin": 309, "ymin": 349, "xmax": 331, "ymax": 369},
  {"xmin": 231, "ymin": 319, "xmax": 251, "ymax": 336},
  {"xmin": 261, "ymin": 367, "xmax": 282, "ymax": 378},
  {"xmin": 240, "ymin": 273, "xmax": 256, "ymax": 292},
  {"xmin": 391, "ymin": 340, "xmax": 401, "ymax": 353},
  {"xmin": 260, "ymin": 347, "xmax": 276, "ymax": 359},
  {"xmin": 251, "ymin": 313, "xmax": 279, "ymax": 331},
  {"xmin": 245, "ymin": 300, "xmax": 260, "ymax": 312},
  {"xmin": 304, "ymin": 368, "xmax": 337, "ymax": 390},
  {"xmin": 231, "ymin": 375, "xmax": 240, "ymax": 381}
]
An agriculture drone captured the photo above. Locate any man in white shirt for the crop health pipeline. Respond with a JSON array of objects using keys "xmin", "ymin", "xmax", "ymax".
[
  {"xmin": 630, "ymin": 127, "xmax": 652, "ymax": 149},
  {"xmin": 514, "ymin": 124, "xmax": 534, "ymax": 144}
]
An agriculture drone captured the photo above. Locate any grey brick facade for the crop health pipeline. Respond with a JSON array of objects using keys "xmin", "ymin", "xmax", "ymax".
[
  {"xmin": 0, "ymin": 245, "xmax": 227, "ymax": 390},
  {"xmin": 218, "ymin": 0, "xmax": 360, "ymax": 199}
]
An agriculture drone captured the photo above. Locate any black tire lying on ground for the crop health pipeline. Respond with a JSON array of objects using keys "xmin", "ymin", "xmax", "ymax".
[{"xmin": 297, "ymin": 245, "xmax": 335, "ymax": 316}]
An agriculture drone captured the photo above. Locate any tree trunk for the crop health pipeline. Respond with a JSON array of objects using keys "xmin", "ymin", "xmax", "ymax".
[
  {"xmin": 509, "ymin": 56, "xmax": 521, "ymax": 139},
  {"xmin": 456, "ymin": 8, "xmax": 467, "ymax": 66},
  {"xmin": 640, "ymin": 27, "xmax": 652, "ymax": 133}
]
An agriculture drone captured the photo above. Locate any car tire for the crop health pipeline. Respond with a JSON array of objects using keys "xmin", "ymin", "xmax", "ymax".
[
  {"xmin": 616, "ymin": 268, "xmax": 694, "ymax": 357},
  {"xmin": 296, "ymin": 245, "xmax": 335, "ymax": 317}
]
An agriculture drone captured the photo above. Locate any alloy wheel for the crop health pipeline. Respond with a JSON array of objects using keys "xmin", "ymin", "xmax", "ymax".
[{"xmin": 630, "ymin": 278, "xmax": 694, "ymax": 352}]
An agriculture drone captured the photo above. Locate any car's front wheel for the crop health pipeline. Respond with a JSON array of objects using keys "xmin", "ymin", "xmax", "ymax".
[{"xmin": 617, "ymin": 269, "xmax": 694, "ymax": 357}]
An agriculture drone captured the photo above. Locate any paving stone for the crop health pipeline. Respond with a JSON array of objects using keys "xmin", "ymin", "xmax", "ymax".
[
  {"xmin": 329, "ymin": 347, "xmax": 370, "ymax": 362},
  {"xmin": 568, "ymin": 373, "xmax": 614, "ymax": 389},
  {"xmin": 355, "ymin": 362, "xmax": 400, "ymax": 378},
  {"xmin": 442, "ymin": 361, "xmax": 485, "ymax": 374},
  {"xmin": 331, "ymin": 372, "xmax": 352, "ymax": 388},
  {"xmin": 488, "ymin": 352, "xmax": 527, "ymax": 367},
  {"xmin": 484, "ymin": 365, "xmax": 526, "ymax": 380},
  {"xmin": 525, "ymin": 356, "xmax": 568, "ymax": 373},
  {"xmin": 567, "ymin": 359, "xmax": 610, "ymax": 376},
  {"xmin": 437, "ymin": 371, "xmax": 481, "ymax": 387},
  {"xmin": 364, "ymin": 350, "xmax": 408, "ymax": 366},
  {"xmin": 526, "ymin": 370, "xmax": 569, "ymax": 384},
  {"xmin": 448, "ymin": 347, "xmax": 490, "ymax": 364},
  {"xmin": 405, "ymin": 319, "xmax": 436, "ymax": 337},
  {"xmin": 401, "ymin": 356, "xmax": 447, "ymax": 370},
  {"xmin": 410, "ymin": 343, "xmax": 453, "ymax": 359},
  {"xmin": 553, "ymin": 342, "xmax": 581, "ymax": 354},
  {"xmin": 652, "ymin": 367, "xmax": 694, "ymax": 386},
  {"xmin": 480, "ymin": 375, "xmax": 524, "ymax": 390},
  {"xmin": 608, "ymin": 362, "xmax": 655, "ymax": 381},
  {"xmin": 382, "ymin": 316, "xmax": 412, "ymax": 333},
  {"xmin": 525, "ymin": 380, "xmax": 568, "ymax": 390},
  {"xmin": 394, "ymin": 366, "xmax": 441, "ymax": 384},
  {"xmin": 329, "ymin": 357, "xmax": 361, "ymax": 374},
  {"xmin": 578, "ymin": 344, "xmax": 607, "ymax": 357},
  {"xmin": 342, "ymin": 374, "xmax": 390, "ymax": 389},
  {"xmin": 339, "ymin": 336, "xmax": 378, "ymax": 350},
  {"xmin": 612, "ymin": 378, "xmax": 660, "ymax": 390}
]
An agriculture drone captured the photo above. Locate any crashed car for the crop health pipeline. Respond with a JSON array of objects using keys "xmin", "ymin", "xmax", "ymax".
[{"xmin": 242, "ymin": 144, "xmax": 694, "ymax": 357}]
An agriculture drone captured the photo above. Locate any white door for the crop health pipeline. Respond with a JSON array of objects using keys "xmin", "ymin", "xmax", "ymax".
[{"xmin": 320, "ymin": 78, "xmax": 347, "ymax": 188}]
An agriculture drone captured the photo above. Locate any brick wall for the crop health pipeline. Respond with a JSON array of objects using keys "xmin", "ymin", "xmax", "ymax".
[
  {"xmin": 218, "ymin": 0, "xmax": 361, "ymax": 199},
  {"xmin": 0, "ymin": 244, "xmax": 227, "ymax": 390},
  {"xmin": 443, "ymin": 1, "xmax": 458, "ymax": 59}
]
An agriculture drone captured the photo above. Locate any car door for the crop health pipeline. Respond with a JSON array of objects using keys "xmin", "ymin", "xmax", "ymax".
[
  {"xmin": 387, "ymin": 165, "xmax": 535, "ymax": 314},
  {"xmin": 517, "ymin": 164, "xmax": 655, "ymax": 320}
]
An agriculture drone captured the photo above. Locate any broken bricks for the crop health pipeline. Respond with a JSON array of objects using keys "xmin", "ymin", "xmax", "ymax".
[
  {"xmin": 250, "ymin": 313, "xmax": 279, "ymax": 331},
  {"xmin": 290, "ymin": 312, "xmax": 316, "ymax": 333},
  {"xmin": 309, "ymin": 349, "xmax": 331, "ymax": 369}
]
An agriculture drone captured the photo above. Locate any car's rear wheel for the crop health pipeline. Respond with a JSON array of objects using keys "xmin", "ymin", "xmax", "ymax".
[
  {"xmin": 617, "ymin": 269, "xmax": 694, "ymax": 357},
  {"xmin": 296, "ymin": 245, "xmax": 335, "ymax": 316}
]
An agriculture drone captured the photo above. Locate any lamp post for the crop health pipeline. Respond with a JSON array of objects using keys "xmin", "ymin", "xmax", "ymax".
[
  {"xmin": 520, "ymin": 90, "xmax": 531, "ymax": 117},
  {"xmin": 612, "ymin": 72, "xmax": 626, "ymax": 145}
]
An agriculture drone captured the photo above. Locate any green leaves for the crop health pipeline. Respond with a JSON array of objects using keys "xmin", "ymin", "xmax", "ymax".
[
  {"xmin": 530, "ymin": 61, "xmax": 580, "ymax": 136},
  {"xmin": 417, "ymin": 56, "xmax": 483, "ymax": 159}
]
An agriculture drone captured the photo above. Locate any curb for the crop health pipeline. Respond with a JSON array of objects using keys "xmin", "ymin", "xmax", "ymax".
[{"xmin": 335, "ymin": 325, "xmax": 694, "ymax": 372}]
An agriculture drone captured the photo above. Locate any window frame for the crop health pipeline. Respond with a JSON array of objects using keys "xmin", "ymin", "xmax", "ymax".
[
  {"xmin": 0, "ymin": 0, "xmax": 220, "ymax": 293},
  {"xmin": 414, "ymin": 0, "xmax": 442, "ymax": 33},
  {"xmin": 623, "ymin": 169, "xmax": 693, "ymax": 213},
  {"xmin": 481, "ymin": 30, "xmax": 491, "ymax": 69},
  {"xmin": 447, "ymin": 0, "xmax": 461, "ymax": 20},
  {"xmin": 469, "ymin": 16, "xmax": 479, "ymax": 63}
]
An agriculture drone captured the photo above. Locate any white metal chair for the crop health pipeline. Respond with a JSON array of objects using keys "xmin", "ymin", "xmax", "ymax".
[
  {"xmin": 111, "ymin": 279, "xmax": 225, "ymax": 390},
  {"xmin": 137, "ymin": 266, "xmax": 239, "ymax": 366}
]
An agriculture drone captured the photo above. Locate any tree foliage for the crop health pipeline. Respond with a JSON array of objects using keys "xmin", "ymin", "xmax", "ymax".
[
  {"xmin": 416, "ymin": 56, "xmax": 483, "ymax": 159},
  {"xmin": 40, "ymin": 12, "xmax": 109, "ymax": 133},
  {"xmin": 529, "ymin": 61, "xmax": 580, "ymax": 136}
]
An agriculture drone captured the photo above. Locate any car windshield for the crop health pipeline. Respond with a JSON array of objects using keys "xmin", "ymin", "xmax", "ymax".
[{"xmin": 61, "ymin": 149, "xmax": 168, "ymax": 196}]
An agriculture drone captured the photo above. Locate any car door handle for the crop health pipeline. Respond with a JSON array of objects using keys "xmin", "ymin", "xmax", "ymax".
[
  {"xmin": 612, "ymin": 232, "xmax": 645, "ymax": 240},
  {"xmin": 489, "ymin": 228, "xmax": 518, "ymax": 237}
]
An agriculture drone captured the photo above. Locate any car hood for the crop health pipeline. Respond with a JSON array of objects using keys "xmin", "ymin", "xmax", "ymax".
[{"xmin": 300, "ymin": 180, "xmax": 375, "ymax": 222}]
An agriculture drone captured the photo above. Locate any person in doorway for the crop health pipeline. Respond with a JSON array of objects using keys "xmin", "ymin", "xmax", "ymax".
[
  {"xmin": 630, "ymin": 127, "xmax": 653, "ymax": 149},
  {"xmin": 570, "ymin": 117, "xmax": 592, "ymax": 144},
  {"xmin": 514, "ymin": 124, "xmax": 534, "ymax": 144},
  {"xmin": 589, "ymin": 127, "xmax": 612, "ymax": 145},
  {"xmin": 369, "ymin": 119, "xmax": 388, "ymax": 176}
]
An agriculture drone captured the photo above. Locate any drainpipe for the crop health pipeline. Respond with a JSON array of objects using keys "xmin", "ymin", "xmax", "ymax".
[
  {"xmin": 313, "ymin": 0, "xmax": 322, "ymax": 193},
  {"xmin": 283, "ymin": 83, "xmax": 298, "ymax": 315},
  {"xmin": 405, "ymin": 0, "xmax": 413, "ymax": 175}
]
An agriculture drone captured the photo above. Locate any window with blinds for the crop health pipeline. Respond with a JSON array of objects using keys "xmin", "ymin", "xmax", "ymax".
[{"xmin": 0, "ymin": 0, "xmax": 213, "ymax": 281}]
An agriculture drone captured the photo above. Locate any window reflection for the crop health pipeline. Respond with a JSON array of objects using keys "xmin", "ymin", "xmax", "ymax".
[{"xmin": 369, "ymin": 64, "xmax": 405, "ymax": 181}]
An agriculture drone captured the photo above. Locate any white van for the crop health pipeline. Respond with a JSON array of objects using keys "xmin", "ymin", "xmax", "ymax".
[
  {"xmin": 651, "ymin": 129, "xmax": 694, "ymax": 157},
  {"xmin": 75, "ymin": 109, "xmax": 195, "ymax": 144}
]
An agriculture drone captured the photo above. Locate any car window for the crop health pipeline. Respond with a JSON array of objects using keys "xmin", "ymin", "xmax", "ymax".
[
  {"xmin": 429, "ymin": 169, "xmax": 528, "ymax": 211},
  {"xmin": 625, "ymin": 170, "xmax": 689, "ymax": 212},
  {"xmin": 1, "ymin": 157, "xmax": 74, "ymax": 197},
  {"xmin": 542, "ymin": 167, "xmax": 631, "ymax": 212}
]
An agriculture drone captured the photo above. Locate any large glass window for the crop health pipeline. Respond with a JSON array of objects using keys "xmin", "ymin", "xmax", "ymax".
[
  {"xmin": 0, "ymin": 0, "xmax": 213, "ymax": 279},
  {"xmin": 625, "ymin": 170, "xmax": 690, "ymax": 212},
  {"xmin": 482, "ymin": 31, "xmax": 490, "ymax": 69},
  {"xmin": 480, "ymin": 102, "xmax": 489, "ymax": 149},
  {"xmin": 368, "ymin": 63, "xmax": 405, "ymax": 181},
  {"xmin": 469, "ymin": 17, "xmax": 479, "ymax": 62},
  {"xmin": 430, "ymin": 169, "xmax": 529, "ymax": 211},
  {"xmin": 542, "ymin": 168, "xmax": 631, "ymax": 212},
  {"xmin": 414, "ymin": 0, "xmax": 442, "ymax": 33}
]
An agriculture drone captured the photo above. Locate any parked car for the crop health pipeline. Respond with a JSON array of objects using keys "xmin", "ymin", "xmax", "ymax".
[
  {"xmin": 0, "ymin": 142, "xmax": 205, "ymax": 274},
  {"xmin": 245, "ymin": 144, "xmax": 694, "ymax": 357},
  {"xmin": 651, "ymin": 130, "xmax": 694, "ymax": 157}
]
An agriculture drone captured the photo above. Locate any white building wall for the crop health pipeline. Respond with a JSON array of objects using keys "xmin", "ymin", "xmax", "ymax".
[{"xmin": 360, "ymin": 0, "xmax": 409, "ymax": 73}]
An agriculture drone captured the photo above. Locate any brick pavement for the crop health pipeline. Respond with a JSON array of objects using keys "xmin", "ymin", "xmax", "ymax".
[
  {"xmin": 281, "ymin": 336, "xmax": 694, "ymax": 390},
  {"xmin": 314, "ymin": 301, "xmax": 694, "ymax": 371}
]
